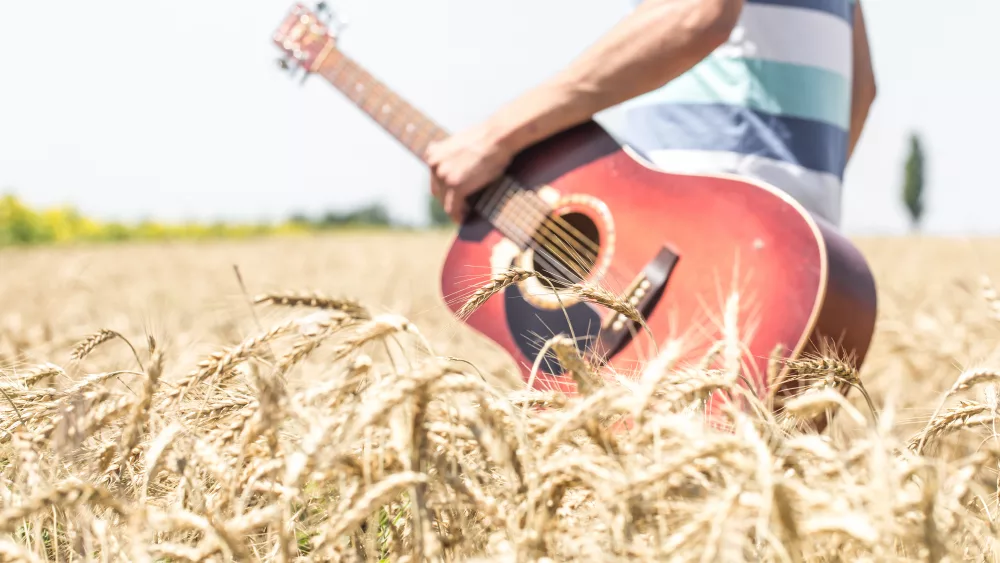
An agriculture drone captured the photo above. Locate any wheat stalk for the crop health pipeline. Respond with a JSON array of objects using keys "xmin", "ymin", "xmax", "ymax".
[
  {"xmin": 6, "ymin": 236, "xmax": 1000, "ymax": 562},
  {"xmin": 253, "ymin": 290, "xmax": 372, "ymax": 320},
  {"xmin": 457, "ymin": 267, "xmax": 535, "ymax": 318},
  {"xmin": 70, "ymin": 328, "xmax": 145, "ymax": 371},
  {"xmin": 0, "ymin": 479, "xmax": 125, "ymax": 532},
  {"xmin": 569, "ymin": 283, "xmax": 642, "ymax": 325}
]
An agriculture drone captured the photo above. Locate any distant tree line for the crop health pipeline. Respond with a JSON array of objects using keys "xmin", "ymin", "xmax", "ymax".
[
  {"xmin": 0, "ymin": 193, "xmax": 459, "ymax": 247},
  {"xmin": 0, "ymin": 193, "xmax": 303, "ymax": 246},
  {"xmin": 286, "ymin": 202, "xmax": 393, "ymax": 229},
  {"xmin": 285, "ymin": 195, "xmax": 454, "ymax": 230}
]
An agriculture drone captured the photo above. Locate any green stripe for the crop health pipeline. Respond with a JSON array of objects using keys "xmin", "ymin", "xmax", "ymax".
[{"xmin": 628, "ymin": 56, "xmax": 851, "ymax": 130}]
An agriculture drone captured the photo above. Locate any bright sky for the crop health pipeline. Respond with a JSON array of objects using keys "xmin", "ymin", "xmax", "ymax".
[{"xmin": 0, "ymin": 0, "xmax": 995, "ymax": 235}]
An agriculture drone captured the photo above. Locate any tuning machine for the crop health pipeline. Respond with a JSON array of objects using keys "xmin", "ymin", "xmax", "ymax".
[
  {"xmin": 275, "ymin": 55, "xmax": 304, "ymax": 79},
  {"xmin": 315, "ymin": 1, "xmax": 349, "ymax": 35},
  {"xmin": 275, "ymin": 56, "xmax": 312, "ymax": 86},
  {"xmin": 272, "ymin": 1, "xmax": 347, "ymax": 85},
  {"xmin": 314, "ymin": 2, "xmax": 333, "ymax": 25}
]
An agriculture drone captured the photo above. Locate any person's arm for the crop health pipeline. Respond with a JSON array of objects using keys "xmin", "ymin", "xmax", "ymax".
[
  {"xmin": 483, "ymin": 0, "xmax": 744, "ymax": 156},
  {"xmin": 847, "ymin": 1, "xmax": 876, "ymax": 160}
]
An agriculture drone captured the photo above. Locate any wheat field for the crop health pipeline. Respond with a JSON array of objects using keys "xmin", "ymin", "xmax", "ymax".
[{"xmin": 0, "ymin": 231, "xmax": 999, "ymax": 562}]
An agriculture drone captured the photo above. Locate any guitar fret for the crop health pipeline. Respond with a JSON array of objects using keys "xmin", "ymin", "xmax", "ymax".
[
  {"xmin": 385, "ymin": 108, "xmax": 407, "ymax": 138},
  {"xmin": 411, "ymin": 130, "xmax": 431, "ymax": 156},
  {"xmin": 401, "ymin": 123, "xmax": 417, "ymax": 143},
  {"xmin": 400, "ymin": 120, "xmax": 419, "ymax": 148},
  {"xmin": 361, "ymin": 83, "xmax": 387, "ymax": 115},
  {"xmin": 350, "ymin": 81, "xmax": 366, "ymax": 103},
  {"xmin": 357, "ymin": 82, "xmax": 377, "ymax": 112},
  {"xmin": 317, "ymin": 49, "xmax": 447, "ymax": 163},
  {"xmin": 377, "ymin": 102, "xmax": 393, "ymax": 126},
  {"xmin": 402, "ymin": 123, "xmax": 416, "ymax": 143},
  {"xmin": 408, "ymin": 121, "xmax": 432, "ymax": 152},
  {"xmin": 328, "ymin": 55, "xmax": 357, "ymax": 97},
  {"xmin": 325, "ymin": 53, "xmax": 350, "ymax": 82},
  {"xmin": 483, "ymin": 177, "xmax": 513, "ymax": 219}
]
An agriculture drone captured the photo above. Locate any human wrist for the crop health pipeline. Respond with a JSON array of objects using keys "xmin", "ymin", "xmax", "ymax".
[
  {"xmin": 481, "ymin": 109, "xmax": 531, "ymax": 159},
  {"xmin": 484, "ymin": 78, "xmax": 581, "ymax": 157}
]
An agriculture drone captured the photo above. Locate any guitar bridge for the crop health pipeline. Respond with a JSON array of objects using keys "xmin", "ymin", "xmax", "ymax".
[{"xmin": 591, "ymin": 245, "xmax": 679, "ymax": 362}]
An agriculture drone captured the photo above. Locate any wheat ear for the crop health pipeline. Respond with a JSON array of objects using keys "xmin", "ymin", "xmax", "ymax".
[{"xmin": 458, "ymin": 268, "xmax": 535, "ymax": 318}]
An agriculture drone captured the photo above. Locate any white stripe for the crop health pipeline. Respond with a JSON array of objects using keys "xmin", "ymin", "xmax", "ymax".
[
  {"xmin": 640, "ymin": 148, "xmax": 843, "ymax": 226},
  {"xmin": 715, "ymin": 3, "xmax": 853, "ymax": 79}
]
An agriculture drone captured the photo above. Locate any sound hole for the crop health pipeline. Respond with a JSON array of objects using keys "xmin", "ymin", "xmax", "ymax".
[{"xmin": 531, "ymin": 211, "xmax": 601, "ymax": 289}]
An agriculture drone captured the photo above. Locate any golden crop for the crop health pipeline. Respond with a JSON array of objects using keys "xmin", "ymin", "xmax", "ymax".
[{"xmin": 0, "ymin": 232, "xmax": 997, "ymax": 561}]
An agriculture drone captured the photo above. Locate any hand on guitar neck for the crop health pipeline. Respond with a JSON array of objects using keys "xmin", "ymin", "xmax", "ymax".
[{"xmin": 426, "ymin": 123, "xmax": 516, "ymax": 224}]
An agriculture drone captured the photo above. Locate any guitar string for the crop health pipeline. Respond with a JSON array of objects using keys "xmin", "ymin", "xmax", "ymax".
[
  {"xmin": 321, "ymin": 60, "xmax": 602, "ymax": 267},
  {"xmin": 420, "ymin": 140, "xmax": 622, "ymax": 291},
  {"xmin": 473, "ymin": 177, "xmax": 605, "ymax": 282},
  {"xmin": 317, "ymin": 55, "xmax": 582, "ymax": 279},
  {"xmin": 324, "ymin": 63, "xmax": 603, "ymax": 287},
  {"xmin": 482, "ymin": 175, "xmax": 603, "ymax": 269},
  {"xmin": 389, "ymin": 113, "xmax": 606, "ymax": 278},
  {"xmin": 320, "ymin": 50, "xmax": 604, "ymax": 270},
  {"xmin": 471, "ymin": 182, "xmax": 639, "ymax": 303},
  {"xmin": 317, "ymin": 49, "xmax": 629, "ymax": 293},
  {"xmin": 478, "ymin": 187, "xmax": 598, "ymax": 285},
  {"xmin": 324, "ymin": 60, "xmax": 612, "ymax": 296},
  {"xmin": 483, "ymin": 189, "xmax": 598, "ymax": 287},
  {"xmin": 453, "ymin": 162, "xmax": 625, "ymax": 293},
  {"xmin": 457, "ymin": 175, "xmax": 605, "ymax": 286},
  {"xmin": 476, "ymin": 181, "xmax": 605, "ymax": 284},
  {"xmin": 483, "ymin": 175, "xmax": 601, "ymax": 255}
]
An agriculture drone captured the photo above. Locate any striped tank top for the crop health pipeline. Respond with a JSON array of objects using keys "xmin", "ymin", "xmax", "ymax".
[{"xmin": 615, "ymin": 0, "xmax": 855, "ymax": 226}]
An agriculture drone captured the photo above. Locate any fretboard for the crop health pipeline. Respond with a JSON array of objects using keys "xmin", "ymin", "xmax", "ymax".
[
  {"xmin": 309, "ymin": 47, "xmax": 555, "ymax": 254},
  {"xmin": 313, "ymin": 48, "xmax": 448, "ymax": 163}
]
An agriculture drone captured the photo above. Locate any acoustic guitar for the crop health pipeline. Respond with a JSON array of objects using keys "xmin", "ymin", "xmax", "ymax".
[{"xmin": 271, "ymin": 3, "xmax": 878, "ymax": 421}]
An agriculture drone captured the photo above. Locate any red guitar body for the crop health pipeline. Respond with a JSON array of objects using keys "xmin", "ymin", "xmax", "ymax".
[{"xmin": 439, "ymin": 120, "xmax": 878, "ymax": 421}]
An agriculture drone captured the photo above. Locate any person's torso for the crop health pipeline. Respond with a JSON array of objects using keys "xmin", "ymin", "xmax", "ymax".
[{"xmin": 613, "ymin": 0, "xmax": 856, "ymax": 226}]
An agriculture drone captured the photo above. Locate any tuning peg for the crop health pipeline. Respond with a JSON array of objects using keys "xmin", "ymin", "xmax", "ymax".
[
  {"xmin": 276, "ymin": 56, "xmax": 299, "ymax": 75},
  {"xmin": 276, "ymin": 56, "xmax": 308, "ymax": 84},
  {"xmin": 313, "ymin": 1, "xmax": 347, "ymax": 32},
  {"xmin": 314, "ymin": 2, "xmax": 332, "ymax": 23}
]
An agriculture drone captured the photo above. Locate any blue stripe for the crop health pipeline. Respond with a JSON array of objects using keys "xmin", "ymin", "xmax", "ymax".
[
  {"xmin": 621, "ymin": 103, "xmax": 848, "ymax": 178},
  {"xmin": 748, "ymin": 0, "xmax": 854, "ymax": 23},
  {"xmin": 628, "ymin": 56, "xmax": 851, "ymax": 129}
]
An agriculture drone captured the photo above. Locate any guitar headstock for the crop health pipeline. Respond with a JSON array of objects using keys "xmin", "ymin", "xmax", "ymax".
[{"xmin": 272, "ymin": 2, "xmax": 343, "ymax": 77}]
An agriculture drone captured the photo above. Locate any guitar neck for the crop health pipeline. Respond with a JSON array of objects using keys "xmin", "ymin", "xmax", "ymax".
[
  {"xmin": 292, "ymin": 30, "xmax": 551, "ymax": 250},
  {"xmin": 312, "ymin": 48, "xmax": 448, "ymax": 163}
]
